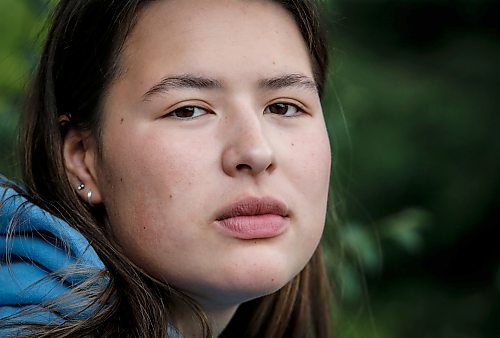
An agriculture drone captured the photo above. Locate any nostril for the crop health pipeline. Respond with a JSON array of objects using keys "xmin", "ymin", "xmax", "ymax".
[{"xmin": 236, "ymin": 163, "xmax": 252, "ymax": 171}]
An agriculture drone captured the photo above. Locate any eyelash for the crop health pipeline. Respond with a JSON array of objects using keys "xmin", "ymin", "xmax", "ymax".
[
  {"xmin": 164, "ymin": 102, "xmax": 304, "ymax": 120},
  {"xmin": 264, "ymin": 102, "xmax": 303, "ymax": 117},
  {"xmin": 166, "ymin": 106, "xmax": 210, "ymax": 120}
]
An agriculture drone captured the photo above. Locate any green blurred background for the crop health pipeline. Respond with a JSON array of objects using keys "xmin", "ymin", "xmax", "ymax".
[{"xmin": 0, "ymin": 0, "xmax": 498, "ymax": 337}]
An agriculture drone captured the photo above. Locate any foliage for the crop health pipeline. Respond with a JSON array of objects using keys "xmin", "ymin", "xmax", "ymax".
[
  {"xmin": 322, "ymin": 1, "xmax": 500, "ymax": 337},
  {"xmin": 0, "ymin": 0, "xmax": 51, "ymax": 178}
]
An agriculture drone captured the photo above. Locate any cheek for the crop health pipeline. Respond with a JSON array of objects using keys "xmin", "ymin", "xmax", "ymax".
[
  {"xmin": 287, "ymin": 126, "xmax": 331, "ymax": 194},
  {"xmin": 294, "ymin": 127, "xmax": 330, "ymax": 235},
  {"xmin": 100, "ymin": 125, "xmax": 203, "ymax": 191},
  {"xmin": 96, "ymin": 128, "xmax": 204, "ymax": 244},
  {"xmin": 281, "ymin": 125, "xmax": 331, "ymax": 243}
]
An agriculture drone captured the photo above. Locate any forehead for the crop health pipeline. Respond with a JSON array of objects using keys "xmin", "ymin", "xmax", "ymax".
[{"xmin": 117, "ymin": 0, "xmax": 313, "ymax": 85}]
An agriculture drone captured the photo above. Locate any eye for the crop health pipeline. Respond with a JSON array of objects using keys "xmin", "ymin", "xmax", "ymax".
[
  {"xmin": 166, "ymin": 106, "xmax": 209, "ymax": 119},
  {"xmin": 264, "ymin": 103, "xmax": 301, "ymax": 117}
]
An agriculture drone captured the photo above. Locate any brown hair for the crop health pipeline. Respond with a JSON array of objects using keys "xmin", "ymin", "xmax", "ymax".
[{"xmin": 4, "ymin": 0, "xmax": 332, "ymax": 336}]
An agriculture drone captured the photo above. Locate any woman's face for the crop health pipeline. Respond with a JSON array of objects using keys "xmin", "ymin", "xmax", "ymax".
[{"xmin": 92, "ymin": 0, "xmax": 330, "ymax": 309}]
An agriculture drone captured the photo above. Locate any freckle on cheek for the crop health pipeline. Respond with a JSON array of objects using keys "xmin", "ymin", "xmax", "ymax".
[
  {"xmin": 120, "ymin": 118, "xmax": 124, "ymax": 124},
  {"xmin": 169, "ymin": 194, "xmax": 173, "ymax": 199}
]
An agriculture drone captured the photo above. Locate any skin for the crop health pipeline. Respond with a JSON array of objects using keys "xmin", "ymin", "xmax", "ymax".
[{"xmin": 65, "ymin": 0, "xmax": 331, "ymax": 335}]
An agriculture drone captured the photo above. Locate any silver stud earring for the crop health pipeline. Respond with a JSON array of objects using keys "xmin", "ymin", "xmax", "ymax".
[
  {"xmin": 77, "ymin": 183, "xmax": 85, "ymax": 191},
  {"xmin": 87, "ymin": 190, "xmax": 93, "ymax": 204}
]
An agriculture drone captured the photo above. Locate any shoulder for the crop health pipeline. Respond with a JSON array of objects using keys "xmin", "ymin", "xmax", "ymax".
[{"xmin": 0, "ymin": 178, "xmax": 105, "ymax": 325}]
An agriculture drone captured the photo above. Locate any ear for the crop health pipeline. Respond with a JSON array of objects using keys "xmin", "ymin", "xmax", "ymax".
[{"xmin": 63, "ymin": 128, "xmax": 103, "ymax": 205}]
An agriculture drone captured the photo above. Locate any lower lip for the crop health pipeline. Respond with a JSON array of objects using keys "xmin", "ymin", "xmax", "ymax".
[{"xmin": 216, "ymin": 214, "xmax": 288, "ymax": 239}]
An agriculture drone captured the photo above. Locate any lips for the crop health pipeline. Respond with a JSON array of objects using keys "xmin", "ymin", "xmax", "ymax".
[{"xmin": 215, "ymin": 197, "xmax": 289, "ymax": 239}]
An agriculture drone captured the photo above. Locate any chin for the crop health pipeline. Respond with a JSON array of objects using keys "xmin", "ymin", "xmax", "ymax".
[{"xmin": 203, "ymin": 257, "xmax": 304, "ymax": 306}]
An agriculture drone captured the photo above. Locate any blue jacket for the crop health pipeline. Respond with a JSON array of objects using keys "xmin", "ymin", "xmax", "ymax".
[
  {"xmin": 0, "ymin": 180, "xmax": 104, "ymax": 326},
  {"xmin": 0, "ymin": 180, "xmax": 184, "ymax": 338}
]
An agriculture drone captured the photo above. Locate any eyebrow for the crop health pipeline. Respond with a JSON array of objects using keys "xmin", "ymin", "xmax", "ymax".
[
  {"xmin": 258, "ymin": 73, "xmax": 318, "ymax": 93},
  {"xmin": 142, "ymin": 73, "xmax": 318, "ymax": 101},
  {"xmin": 142, "ymin": 74, "xmax": 222, "ymax": 100}
]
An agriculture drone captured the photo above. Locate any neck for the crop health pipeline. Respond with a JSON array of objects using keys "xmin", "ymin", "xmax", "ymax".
[{"xmin": 172, "ymin": 299, "xmax": 239, "ymax": 337}]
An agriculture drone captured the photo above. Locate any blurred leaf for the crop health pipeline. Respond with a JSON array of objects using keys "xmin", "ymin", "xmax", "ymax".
[{"xmin": 379, "ymin": 207, "xmax": 431, "ymax": 253}]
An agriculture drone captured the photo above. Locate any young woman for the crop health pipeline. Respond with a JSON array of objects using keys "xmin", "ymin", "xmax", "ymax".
[{"xmin": 0, "ymin": 0, "xmax": 332, "ymax": 336}]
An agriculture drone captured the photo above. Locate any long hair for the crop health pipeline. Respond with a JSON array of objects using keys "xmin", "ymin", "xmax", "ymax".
[{"xmin": 4, "ymin": 0, "xmax": 332, "ymax": 336}]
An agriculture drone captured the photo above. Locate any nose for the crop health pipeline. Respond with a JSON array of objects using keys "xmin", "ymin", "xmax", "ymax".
[{"xmin": 221, "ymin": 115, "xmax": 275, "ymax": 177}]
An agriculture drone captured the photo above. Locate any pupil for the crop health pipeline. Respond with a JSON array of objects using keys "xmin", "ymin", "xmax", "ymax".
[
  {"xmin": 177, "ymin": 107, "xmax": 195, "ymax": 117},
  {"xmin": 271, "ymin": 104, "xmax": 288, "ymax": 115}
]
